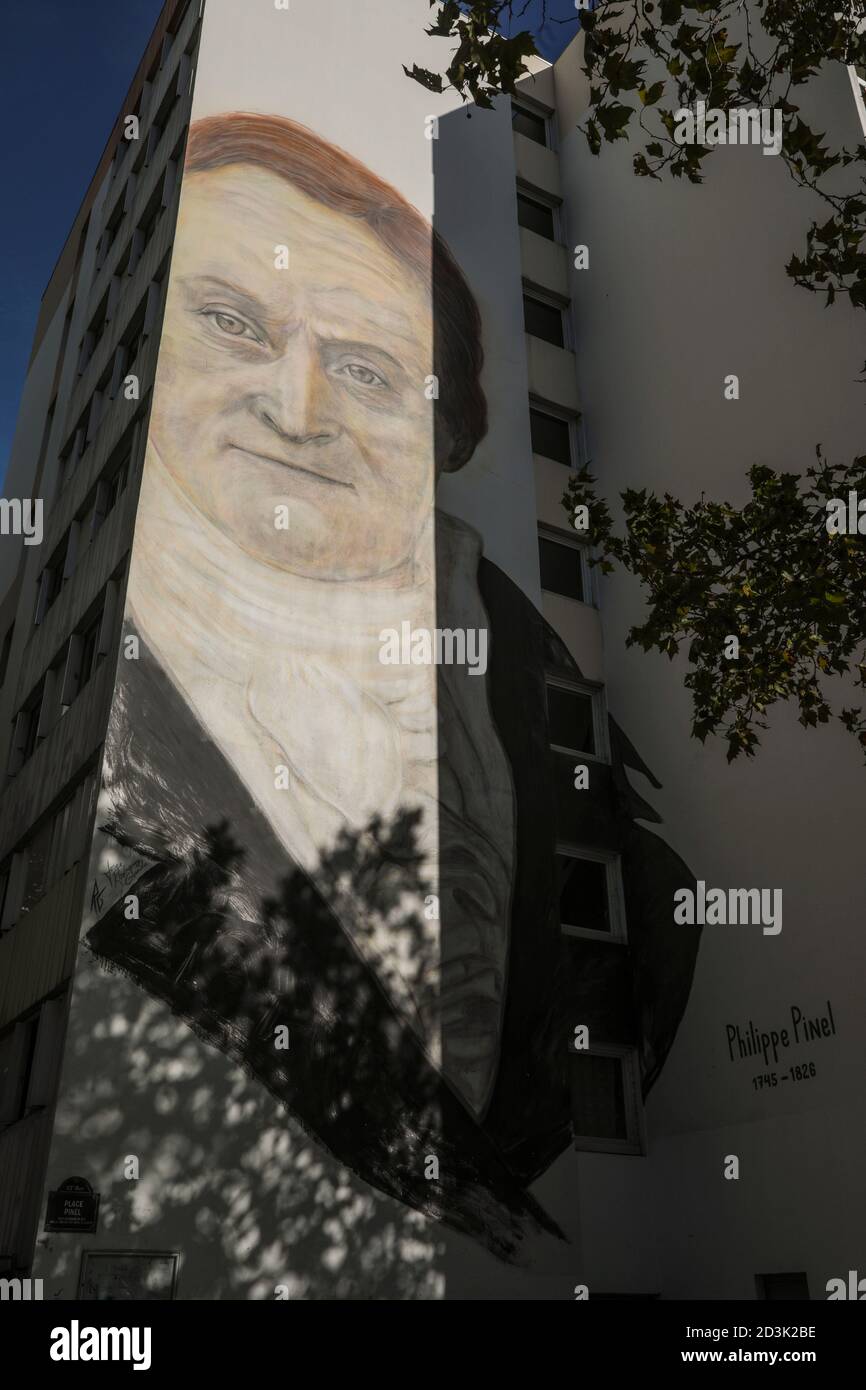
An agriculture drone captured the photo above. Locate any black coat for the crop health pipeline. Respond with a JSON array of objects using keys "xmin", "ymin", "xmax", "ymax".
[{"xmin": 87, "ymin": 557, "xmax": 698, "ymax": 1266}]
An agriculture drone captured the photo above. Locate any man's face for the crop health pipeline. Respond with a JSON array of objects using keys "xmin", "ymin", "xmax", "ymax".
[{"xmin": 149, "ymin": 164, "xmax": 436, "ymax": 580}]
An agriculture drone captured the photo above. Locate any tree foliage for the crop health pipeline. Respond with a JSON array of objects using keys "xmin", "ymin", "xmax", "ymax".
[
  {"xmin": 411, "ymin": 2, "xmax": 866, "ymax": 311},
  {"xmin": 563, "ymin": 454, "xmax": 866, "ymax": 761}
]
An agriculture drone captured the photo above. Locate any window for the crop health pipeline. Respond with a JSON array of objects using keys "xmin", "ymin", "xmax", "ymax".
[
  {"xmin": 517, "ymin": 192, "xmax": 556, "ymax": 240},
  {"xmin": 123, "ymin": 300, "xmax": 147, "ymax": 373},
  {"xmin": 91, "ymin": 451, "xmax": 131, "ymax": 540},
  {"xmin": 14, "ymin": 682, "xmax": 45, "ymax": 768},
  {"xmin": 523, "ymin": 293, "xmax": 565, "ymax": 348},
  {"xmin": 19, "ymin": 703, "xmax": 40, "ymax": 763},
  {"xmin": 83, "ymin": 385, "xmax": 106, "ymax": 452},
  {"xmin": 0, "ymin": 863, "xmax": 9, "ymax": 926},
  {"xmin": 38, "ymin": 398, "xmax": 56, "ymax": 475},
  {"xmin": 557, "ymin": 846, "xmax": 625, "ymax": 940},
  {"xmin": 97, "ymin": 196, "xmax": 124, "ymax": 271},
  {"xmin": 570, "ymin": 1047, "xmax": 642, "ymax": 1153},
  {"xmin": 0, "ymin": 1016, "xmax": 39, "ymax": 1128},
  {"xmin": 557, "ymin": 852, "xmax": 611, "ymax": 934},
  {"xmin": 0, "ymin": 625, "xmax": 13, "ymax": 687},
  {"xmin": 512, "ymin": 102, "xmax": 548, "ymax": 145},
  {"xmin": 547, "ymin": 682, "xmax": 596, "ymax": 755},
  {"xmin": 19, "ymin": 817, "xmax": 54, "ymax": 918},
  {"xmin": 58, "ymin": 425, "xmax": 84, "ymax": 488},
  {"xmin": 77, "ymin": 614, "xmax": 102, "ymax": 696},
  {"xmin": 530, "ymin": 407, "xmax": 574, "ymax": 466},
  {"xmin": 136, "ymin": 181, "xmax": 164, "ymax": 262},
  {"xmin": 539, "ymin": 533, "xmax": 585, "ymax": 603},
  {"xmin": 79, "ymin": 293, "xmax": 109, "ymax": 373},
  {"xmin": 756, "ymin": 1273, "xmax": 810, "ymax": 1301},
  {"xmin": 106, "ymin": 453, "xmax": 130, "ymax": 511},
  {"xmin": 35, "ymin": 533, "xmax": 69, "ymax": 623},
  {"xmin": 45, "ymin": 797, "xmax": 75, "ymax": 888},
  {"xmin": 0, "ymin": 854, "xmax": 23, "ymax": 932}
]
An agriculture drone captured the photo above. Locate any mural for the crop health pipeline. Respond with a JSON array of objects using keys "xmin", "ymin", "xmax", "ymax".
[{"xmin": 82, "ymin": 113, "xmax": 699, "ymax": 1268}]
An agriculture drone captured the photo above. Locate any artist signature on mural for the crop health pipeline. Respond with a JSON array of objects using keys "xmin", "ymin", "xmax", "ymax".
[{"xmin": 90, "ymin": 857, "xmax": 149, "ymax": 917}]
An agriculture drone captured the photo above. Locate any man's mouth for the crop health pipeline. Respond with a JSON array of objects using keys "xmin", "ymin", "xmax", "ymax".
[{"xmin": 227, "ymin": 443, "xmax": 355, "ymax": 490}]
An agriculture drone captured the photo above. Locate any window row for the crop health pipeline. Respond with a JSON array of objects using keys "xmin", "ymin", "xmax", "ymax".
[
  {"xmin": 0, "ymin": 768, "xmax": 98, "ymax": 933},
  {"xmin": 36, "ymin": 427, "xmax": 133, "ymax": 626},
  {"xmin": 104, "ymin": 0, "xmax": 197, "ymax": 206},
  {"xmin": 60, "ymin": 272, "xmax": 163, "ymax": 490},
  {"xmin": 9, "ymin": 568, "xmax": 123, "ymax": 778},
  {"xmin": 90, "ymin": 137, "xmax": 182, "ymax": 308}
]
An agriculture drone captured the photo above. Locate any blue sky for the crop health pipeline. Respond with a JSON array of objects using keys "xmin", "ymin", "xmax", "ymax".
[{"xmin": 0, "ymin": 0, "xmax": 580, "ymax": 484}]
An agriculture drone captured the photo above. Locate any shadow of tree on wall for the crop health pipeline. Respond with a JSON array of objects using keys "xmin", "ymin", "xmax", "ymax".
[{"xmin": 39, "ymin": 807, "xmax": 563, "ymax": 1298}]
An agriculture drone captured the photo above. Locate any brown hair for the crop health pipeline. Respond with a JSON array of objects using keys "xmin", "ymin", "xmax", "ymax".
[{"xmin": 185, "ymin": 112, "xmax": 487, "ymax": 471}]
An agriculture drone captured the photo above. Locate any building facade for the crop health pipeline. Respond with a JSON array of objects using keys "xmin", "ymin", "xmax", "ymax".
[{"xmin": 0, "ymin": 0, "xmax": 863, "ymax": 1300}]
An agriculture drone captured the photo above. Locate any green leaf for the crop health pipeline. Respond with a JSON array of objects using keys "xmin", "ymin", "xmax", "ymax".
[{"xmin": 640, "ymin": 81, "xmax": 665, "ymax": 106}]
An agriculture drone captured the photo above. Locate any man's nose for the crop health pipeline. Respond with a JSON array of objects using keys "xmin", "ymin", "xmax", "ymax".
[{"xmin": 248, "ymin": 336, "xmax": 336, "ymax": 444}]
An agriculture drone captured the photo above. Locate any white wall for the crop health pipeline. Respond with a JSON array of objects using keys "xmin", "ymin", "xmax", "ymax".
[{"xmin": 556, "ymin": 22, "xmax": 866, "ymax": 1297}]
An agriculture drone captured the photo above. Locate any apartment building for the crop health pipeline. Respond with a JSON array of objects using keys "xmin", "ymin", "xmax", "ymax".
[
  {"xmin": 0, "ymin": 0, "xmax": 203, "ymax": 1279},
  {"xmin": 1, "ymin": 0, "xmax": 862, "ymax": 1300}
]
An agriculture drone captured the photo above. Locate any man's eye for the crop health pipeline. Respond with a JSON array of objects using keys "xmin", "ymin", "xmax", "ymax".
[
  {"xmin": 339, "ymin": 362, "xmax": 387, "ymax": 388},
  {"xmin": 202, "ymin": 308, "xmax": 259, "ymax": 341}
]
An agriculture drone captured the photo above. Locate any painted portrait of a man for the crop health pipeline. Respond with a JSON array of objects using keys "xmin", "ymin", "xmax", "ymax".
[{"xmin": 85, "ymin": 113, "xmax": 698, "ymax": 1267}]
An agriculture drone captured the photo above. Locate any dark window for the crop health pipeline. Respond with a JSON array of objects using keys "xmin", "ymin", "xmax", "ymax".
[
  {"xmin": 0, "ymin": 864, "xmax": 9, "ymax": 924},
  {"xmin": 88, "ymin": 294, "xmax": 110, "ymax": 358},
  {"xmin": 756, "ymin": 1273, "xmax": 810, "ymax": 1301},
  {"xmin": 59, "ymin": 426, "xmax": 83, "ymax": 485},
  {"xmin": 125, "ymin": 321, "xmax": 145, "ymax": 372},
  {"xmin": 78, "ymin": 616, "xmax": 101, "ymax": 693},
  {"xmin": 38, "ymin": 400, "xmax": 56, "ymax": 471},
  {"xmin": 38, "ymin": 534, "xmax": 69, "ymax": 619},
  {"xmin": 547, "ymin": 684, "xmax": 595, "ymax": 754},
  {"xmin": 0, "ymin": 1016, "xmax": 39, "ymax": 1125},
  {"xmin": 169, "ymin": 0, "xmax": 194, "ymax": 37},
  {"xmin": 19, "ymin": 1016, "xmax": 40, "ymax": 1115},
  {"xmin": 557, "ymin": 853, "xmax": 610, "ymax": 933},
  {"xmin": 18, "ymin": 684, "xmax": 45, "ymax": 764},
  {"xmin": 539, "ymin": 536, "xmax": 584, "ymax": 602},
  {"xmin": 138, "ymin": 183, "xmax": 163, "ymax": 252},
  {"xmin": 101, "ymin": 193, "xmax": 125, "ymax": 255},
  {"xmin": 0, "ymin": 625, "xmax": 13, "ymax": 687},
  {"xmin": 517, "ymin": 193, "xmax": 556, "ymax": 240},
  {"xmin": 20, "ymin": 817, "xmax": 53, "ymax": 917},
  {"xmin": 20, "ymin": 708, "xmax": 40, "ymax": 763},
  {"xmin": 571, "ymin": 1053, "xmax": 628, "ymax": 1140},
  {"xmin": 530, "ymin": 408, "xmax": 572, "ymax": 465},
  {"xmin": 523, "ymin": 294, "xmax": 565, "ymax": 347},
  {"xmin": 512, "ymin": 104, "xmax": 548, "ymax": 145},
  {"xmin": 97, "ymin": 453, "xmax": 130, "ymax": 533}
]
